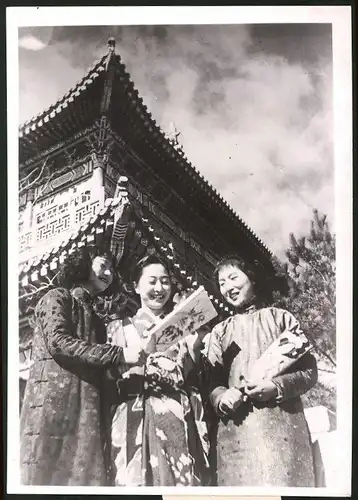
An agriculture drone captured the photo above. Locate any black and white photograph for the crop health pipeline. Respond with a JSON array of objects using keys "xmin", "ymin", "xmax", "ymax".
[{"xmin": 6, "ymin": 6, "xmax": 352, "ymax": 497}]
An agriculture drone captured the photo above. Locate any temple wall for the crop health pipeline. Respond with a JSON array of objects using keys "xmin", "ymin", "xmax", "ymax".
[{"xmin": 18, "ymin": 157, "xmax": 106, "ymax": 263}]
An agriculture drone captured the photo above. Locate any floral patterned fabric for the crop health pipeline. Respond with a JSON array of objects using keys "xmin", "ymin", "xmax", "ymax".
[
  {"xmin": 202, "ymin": 306, "xmax": 318, "ymax": 487},
  {"xmin": 20, "ymin": 287, "xmax": 126, "ymax": 486},
  {"xmin": 108, "ymin": 314, "xmax": 211, "ymax": 486}
]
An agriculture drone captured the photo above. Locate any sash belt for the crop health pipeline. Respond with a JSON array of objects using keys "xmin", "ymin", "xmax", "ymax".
[
  {"xmin": 116, "ymin": 374, "xmax": 187, "ymax": 400},
  {"xmin": 116, "ymin": 375, "xmax": 144, "ymax": 399}
]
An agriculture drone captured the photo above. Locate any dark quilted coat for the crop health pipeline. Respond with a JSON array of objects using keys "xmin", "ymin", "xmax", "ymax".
[
  {"xmin": 204, "ymin": 306, "xmax": 318, "ymax": 487},
  {"xmin": 20, "ymin": 287, "xmax": 125, "ymax": 486}
]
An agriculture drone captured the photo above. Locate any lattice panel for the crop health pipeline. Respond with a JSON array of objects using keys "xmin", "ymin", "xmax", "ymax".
[
  {"xmin": 22, "ymin": 180, "xmax": 103, "ymax": 251},
  {"xmin": 75, "ymin": 200, "xmax": 100, "ymax": 224},
  {"xmin": 19, "ymin": 232, "xmax": 32, "ymax": 252},
  {"xmin": 36, "ymin": 214, "xmax": 71, "ymax": 243}
]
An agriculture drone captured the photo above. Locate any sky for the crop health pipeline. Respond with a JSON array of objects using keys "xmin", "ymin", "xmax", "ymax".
[{"xmin": 18, "ymin": 24, "xmax": 334, "ymax": 259}]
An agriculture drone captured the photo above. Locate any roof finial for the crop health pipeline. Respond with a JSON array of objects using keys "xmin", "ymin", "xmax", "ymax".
[
  {"xmin": 108, "ymin": 37, "xmax": 116, "ymax": 53},
  {"xmin": 168, "ymin": 121, "xmax": 181, "ymax": 144}
]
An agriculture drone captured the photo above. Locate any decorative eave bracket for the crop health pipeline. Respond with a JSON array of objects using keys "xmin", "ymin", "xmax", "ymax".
[{"xmin": 100, "ymin": 37, "xmax": 117, "ymax": 116}]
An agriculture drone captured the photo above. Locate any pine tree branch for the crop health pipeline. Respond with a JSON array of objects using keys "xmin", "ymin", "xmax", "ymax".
[
  {"xmin": 318, "ymin": 366, "xmax": 336, "ymax": 374},
  {"xmin": 306, "ymin": 331, "xmax": 336, "ymax": 367},
  {"xmin": 297, "ymin": 262, "xmax": 328, "ymax": 284}
]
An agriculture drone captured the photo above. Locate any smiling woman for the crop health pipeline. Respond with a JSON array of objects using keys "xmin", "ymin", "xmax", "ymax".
[
  {"xmin": 217, "ymin": 264, "xmax": 255, "ymax": 310},
  {"xmin": 86, "ymin": 254, "xmax": 115, "ymax": 294},
  {"xmin": 20, "ymin": 246, "xmax": 145, "ymax": 486},
  {"xmin": 203, "ymin": 255, "xmax": 318, "ymax": 486},
  {"xmin": 108, "ymin": 254, "xmax": 211, "ymax": 486},
  {"xmin": 55, "ymin": 247, "xmax": 118, "ymax": 296},
  {"xmin": 132, "ymin": 255, "xmax": 172, "ymax": 315}
]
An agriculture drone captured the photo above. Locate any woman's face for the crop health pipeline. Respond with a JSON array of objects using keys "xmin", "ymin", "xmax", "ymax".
[
  {"xmin": 88, "ymin": 255, "xmax": 114, "ymax": 294},
  {"xmin": 135, "ymin": 263, "xmax": 172, "ymax": 313},
  {"xmin": 218, "ymin": 264, "xmax": 254, "ymax": 309}
]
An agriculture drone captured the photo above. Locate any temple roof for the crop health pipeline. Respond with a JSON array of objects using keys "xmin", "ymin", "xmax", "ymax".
[
  {"xmin": 19, "ymin": 38, "xmax": 274, "ymax": 270},
  {"xmin": 19, "ymin": 53, "xmax": 108, "ymax": 160},
  {"xmin": 18, "ymin": 193, "xmax": 234, "ymax": 318}
]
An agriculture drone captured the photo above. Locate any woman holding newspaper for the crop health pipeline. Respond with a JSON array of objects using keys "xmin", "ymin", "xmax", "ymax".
[
  {"xmin": 108, "ymin": 254, "xmax": 211, "ymax": 486},
  {"xmin": 203, "ymin": 256, "xmax": 318, "ymax": 487}
]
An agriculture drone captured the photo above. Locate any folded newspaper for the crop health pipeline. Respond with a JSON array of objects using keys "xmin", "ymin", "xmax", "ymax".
[
  {"xmin": 137, "ymin": 286, "xmax": 218, "ymax": 350},
  {"xmin": 245, "ymin": 329, "xmax": 312, "ymax": 383}
]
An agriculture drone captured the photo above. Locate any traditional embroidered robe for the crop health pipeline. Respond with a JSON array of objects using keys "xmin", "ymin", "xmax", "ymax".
[{"xmin": 108, "ymin": 311, "xmax": 211, "ymax": 486}]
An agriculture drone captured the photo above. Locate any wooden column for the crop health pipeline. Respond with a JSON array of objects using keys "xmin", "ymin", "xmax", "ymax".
[
  {"xmin": 91, "ymin": 152, "xmax": 106, "ymax": 209},
  {"xmin": 23, "ymin": 189, "xmax": 34, "ymax": 229}
]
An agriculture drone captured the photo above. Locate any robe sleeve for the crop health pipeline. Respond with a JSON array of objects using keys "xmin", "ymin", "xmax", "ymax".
[
  {"xmin": 201, "ymin": 324, "xmax": 228, "ymax": 413},
  {"xmin": 172, "ymin": 335, "xmax": 204, "ymax": 381},
  {"xmin": 273, "ymin": 352, "xmax": 318, "ymax": 401},
  {"xmin": 179, "ymin": 327, "xmax": 213, "ymax": 382},
  {"xmin": 36, "ymin": 288, "xmax": 126, "ymax": 370},
  {"xmin": 271, "ymin": 309, "xmax": 318, "ymax": 401}
]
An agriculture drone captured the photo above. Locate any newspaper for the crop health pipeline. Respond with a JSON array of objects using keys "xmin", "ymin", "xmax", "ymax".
[
  {"xmin": 141, "ymin": 286, "xmax": 218, "ymax": 350},
  {"xmin": 247, "ymin": 329, "xmax": 312, "ymax": 382}
]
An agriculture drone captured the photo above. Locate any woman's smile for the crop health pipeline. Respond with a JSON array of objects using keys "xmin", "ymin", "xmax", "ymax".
[
  {"xmin": 226, "ymin": 289, "xmax": 241, "ymax": 303},
  {"xmin": 98, "ymin": 269, "xmax": 112, "ymax": 284},
  {"xmin": 150, "ymin": 292, "xmax": 166, "ymax": 300}
]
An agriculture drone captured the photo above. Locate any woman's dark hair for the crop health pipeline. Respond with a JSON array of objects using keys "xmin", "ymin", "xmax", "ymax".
[
  {"xmin": 214, "ymin": 256, "xmax": 257, "ymax": 289},
  {"xmin": 213, "ymin": 255, "xmax": 288, "ymax": 307},
  {"xmin": 56, "ymin": 245, "xmax": 120, "ymax": 297},
  {"xmin": 131, "ymin": 253, "xmax": 170, "ymax": 285}
]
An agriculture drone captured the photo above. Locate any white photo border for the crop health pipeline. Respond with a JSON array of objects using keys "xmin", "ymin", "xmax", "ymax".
[{"xmin": 6, "ymin": 5, "xmax": 353, "ymax": 497}]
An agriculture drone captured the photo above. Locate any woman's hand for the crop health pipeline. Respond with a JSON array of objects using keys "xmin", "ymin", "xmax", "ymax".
[
  {"xmin": 172, "ymin": 288, "xmax": 195, "ymax": 307},
  {"xmin": 218, "ymin": 387, "xmax": 244, "ymax": 415},
  {"xmin": 123, "ymin": 346, "xmax": 147, "ymax": 365},
  {"xmin": 142, "ymin": 330, "xmax": 156, "ymax": 355},
  {"xmin": 244, "ymin": 378, "xmax": 278, "ymax": 402}
]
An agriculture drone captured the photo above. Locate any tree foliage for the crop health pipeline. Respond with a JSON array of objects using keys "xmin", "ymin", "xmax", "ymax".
[{"xmin": 279, "ymin": 209, "xmax": 336, "ymax": 368}]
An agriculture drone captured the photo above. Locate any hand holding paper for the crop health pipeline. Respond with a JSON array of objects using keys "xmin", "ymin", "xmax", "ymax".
[
  {"xmin": 123, "ymin": 345, "xmax": 147, "ymax": 365},
  {"xmin": 237, "ymin": 329, "xmax": 312, "ymax": 403},
  {"xmin": 141, "ymin": 329, "xmax": 157, "ymax": 354}
]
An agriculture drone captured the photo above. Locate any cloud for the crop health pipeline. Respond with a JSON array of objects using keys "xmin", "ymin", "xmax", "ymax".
[
  {"xmin": 18, "ymin": 35, "xmax": 47, "ymax": 51},
  {"xmin": 114, "ymin": 25, "xmax": 333, "ymax": 256},
  {"xmin": 18, "ymin": 25, "xmax": 333, "ymax": 258},
  {"xmin": 18, "ymin": 27, "xmax": 55, "ymax": 51}
]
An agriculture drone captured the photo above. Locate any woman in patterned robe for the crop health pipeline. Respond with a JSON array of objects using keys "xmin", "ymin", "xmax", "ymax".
[
  {"xmin": 108, "ymin": 254, "xmax": 211, "ymax": 486},
  {"xmin": 202, "ymin": 256, "xmax": 318, "ymax": 487},
  {"xmin": 20, "ymin": 247, "xmax": 145, "ymax": 486}
]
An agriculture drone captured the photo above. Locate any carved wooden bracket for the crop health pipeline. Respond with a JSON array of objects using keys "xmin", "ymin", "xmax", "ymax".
[{"xmin": 110, "ymin": 176, "xmax": 131, "ymax": 267}]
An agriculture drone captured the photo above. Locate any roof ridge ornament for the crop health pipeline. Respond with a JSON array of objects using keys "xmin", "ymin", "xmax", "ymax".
[
  {"xmin": 167, "ymin": 121, "xmax": 184, "ymax": 153},
  {"xmin": 102, "ymin": 38, "xmax": 117, "ymax": 110},
  {"xmin": 108, "ymin": 37, "xmax": 116, "ymax": 53}
]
